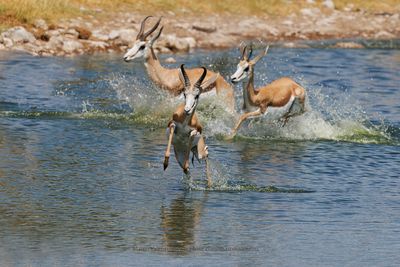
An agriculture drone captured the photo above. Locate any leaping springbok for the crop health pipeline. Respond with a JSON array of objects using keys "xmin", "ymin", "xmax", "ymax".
[
  {"xmin": 163, "ymin": 64, "xmax": 218, "ymax": 187},
  {"xmin": 123, "ymin": 16, "xmax": 235, "ymax": 112},
  {"xmin": 228, "ymin": 45, "xmax": 307, "ymax": 138}
]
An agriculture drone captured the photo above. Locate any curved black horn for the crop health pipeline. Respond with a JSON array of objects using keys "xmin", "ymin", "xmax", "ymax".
[
  {"xmin": 195, "ymin": 67, "xmax": 207, "ymax": 88},
  {"xmin": 247, "ymin": 44, "xmax": 253, "ymax": 60},
  {"xmin": 150, "ymin": 26, "xmax": 163, "ymax": 44},
  {"xmin": 241, "ymin": 45, "xmax": 248, "ymax": 60},
  {"xmin": 250, "ymin": 45, "xmax": 269, "ymax": 64},
  {"xmin": 180, "ymin": 64, "xmax": 190, "ymax": 88},
  {"xmin": 143, "ymin": 17, "xmax": 162, "ymax": 40},
  {"xmin": 137, "ymin": 16, "xmax": 152, "ymax": 40}
]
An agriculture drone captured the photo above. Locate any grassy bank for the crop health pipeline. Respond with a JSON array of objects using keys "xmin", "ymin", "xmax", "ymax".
[{"xmin": 1, "ymin": 0, "xmax": 399, "ymax": 30}]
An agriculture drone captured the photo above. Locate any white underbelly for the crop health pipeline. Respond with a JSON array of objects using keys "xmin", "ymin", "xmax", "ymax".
[
  {"xmin": 266, "ymin": 96, "xmax": 295, "ymax": 119},
  {"xmin": 264, "ymin": 96, "xmax": 303, "ymax": 120},
  {"xmin": 166, "ymin": 126, "xmax": 200, "ymax": 149},
  {"xmin": 166, "ymin": 126, "xmax": 200, "ymax": 169}
]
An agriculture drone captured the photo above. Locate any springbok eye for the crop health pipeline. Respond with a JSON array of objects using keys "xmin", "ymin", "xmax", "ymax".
[
  {"xmin": 244, "ymin": 66, "xmax": 249, "ymax": 72},
  {"xmin": 140, "ymin": 45, "xmax": 145, "ymax": 49}
]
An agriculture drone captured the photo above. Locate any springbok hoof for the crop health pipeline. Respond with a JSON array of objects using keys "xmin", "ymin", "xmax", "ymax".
[
  {"xmin": 163, "ymin": 157, "xmax": 169, "ymax": 170},
  {"xmin": 183, "ymin": 167, "xmax": 189, "ymax": 174}
]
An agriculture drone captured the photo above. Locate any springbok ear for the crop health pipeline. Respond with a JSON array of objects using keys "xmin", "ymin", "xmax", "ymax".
[
  {"xmin": 200, "ymin": 73, "xmax": 219, "ymax": 91},
  {"xmin": 178, "ymin": 64, "xmax": 190, "ymax": 88},
  {"xmin": 250, "ymin": 46, "xmax": 269, "ymax": 65}
]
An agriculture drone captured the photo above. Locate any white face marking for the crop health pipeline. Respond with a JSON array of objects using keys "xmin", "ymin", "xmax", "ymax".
[
  {"xmin": 230, "ymin": 61, "xmax": 249, "ymax": 83},
  {"xmin": 184, "ymin": 87, "xmax": 200, "ymax": 115},
  {"xmin": 123, "ymin": 41, "xmax": 147, "ymax": 62}
]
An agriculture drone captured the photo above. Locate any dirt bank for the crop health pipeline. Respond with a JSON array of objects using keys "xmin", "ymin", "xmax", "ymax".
[{"xmin": 1, "ymin": 6, "xmax": 399, "ymax": 56}]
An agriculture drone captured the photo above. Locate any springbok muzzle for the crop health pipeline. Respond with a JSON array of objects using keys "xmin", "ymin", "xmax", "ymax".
[
  {"xmin": 230, "ymin": 68, "xmax": 246, "ymax": 83},
  {"xmin": 184, "ymin": 97, "xmax": 196, "ymax": 115}
]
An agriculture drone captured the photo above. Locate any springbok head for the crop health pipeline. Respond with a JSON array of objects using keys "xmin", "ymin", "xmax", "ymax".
[
  {"xmin": 123, "ymin": 16, "xmax": 163, "ymax": 62},
  {"xmin": 230, "ymin": 44, "xmax": 269, "ymax": 83},
  {"xmin": 179, "ymin": 64, "xmax": 219, "ymax": 115}
]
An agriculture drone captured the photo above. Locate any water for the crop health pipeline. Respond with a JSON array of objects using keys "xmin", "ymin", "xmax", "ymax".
[{"xmin": 0, "ymin": 47, "xmax": 399, "ymax": 266}]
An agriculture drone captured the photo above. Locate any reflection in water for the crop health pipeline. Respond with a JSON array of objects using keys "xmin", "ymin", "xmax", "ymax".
[{"xmin": 160, "ymin": 193, "xmax": 207, "ymax": 254}]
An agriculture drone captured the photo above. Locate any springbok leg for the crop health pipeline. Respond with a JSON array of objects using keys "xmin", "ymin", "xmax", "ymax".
[{"xmin": 163, "ymin": 122, "xmax": 175, "ymax": 170}]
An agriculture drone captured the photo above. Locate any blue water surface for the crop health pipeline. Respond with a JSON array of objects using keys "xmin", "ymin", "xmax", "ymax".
[{"xmin": 0, "ymin": 47, "xmax": 399, "ymax": 266}]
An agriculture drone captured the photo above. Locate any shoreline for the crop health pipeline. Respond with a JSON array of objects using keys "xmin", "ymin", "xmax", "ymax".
[{"xmin": 1, "ymin": 8, "xmax": 399, "ymax": 57}]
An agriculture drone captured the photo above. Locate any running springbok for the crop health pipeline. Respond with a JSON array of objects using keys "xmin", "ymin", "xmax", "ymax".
[
  {"xmin": 228, "ymin": 45, "xmax": 306, "ymax": 138},
  {"xmin": 123, "ymin": 16, "xmax": 235, "ymax": 112},
  {"xmin": 163, "ymin": 64, "xmax": 218, "ymax": 187}
]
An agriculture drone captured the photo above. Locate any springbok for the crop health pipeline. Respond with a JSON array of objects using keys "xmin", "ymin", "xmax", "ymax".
[
  {"xmin": 123, "ymin": 16, "xmax": 235, "ymax": 112},
  {"xmin": 228, "ymin": 45, "xmax": 307, "ymax": 138},
  {"xmin": 163, "ymin": 64, "xmax": 218, "ymax": 187}
]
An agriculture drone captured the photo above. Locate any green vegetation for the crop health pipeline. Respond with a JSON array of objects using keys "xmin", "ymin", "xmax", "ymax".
[{"xmin": 0, "ymin": 0, "xmax": 399, "ymax": 29}]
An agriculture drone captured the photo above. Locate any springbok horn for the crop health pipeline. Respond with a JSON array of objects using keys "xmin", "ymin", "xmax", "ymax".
[
  {"xmin": 241, "ymin": 45, "xmax": 248, "ymax": 60},
  {"xmin": 137, "ymin": 16, "xmax": 152, "ymax": 40},
  {"xmin": 150, "ymin": 26, "xmax": 163, "ymax": 45},
  {"xmin": 194, "ymin": 67, "xmax": 207, "ymax": 88},
  {"xmin": 142, "ymin": 17, "xmax": 162, "ymax": 40},
  {"xmin": 247, "ymin": 43, "xmax": 253, "ymax": 60},
  {"xmin": 250, "ymin": 45, "xmax": 269, "ymax": 64},
  {"xmin": 180, "ymin": 64, "xmax": 191, "ymax": 88}
]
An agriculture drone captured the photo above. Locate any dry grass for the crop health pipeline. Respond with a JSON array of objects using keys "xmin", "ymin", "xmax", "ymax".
[
  {"xmin": 1, "ymin": 0, "xmax": 399, "ymax": 29},
  {"xmin": 334, "ymin": 0, "xmax": 400, "ymax": 13},
  {"xmin": 0, "ymin": 0, "xmax": 74, "ymax": 23}
]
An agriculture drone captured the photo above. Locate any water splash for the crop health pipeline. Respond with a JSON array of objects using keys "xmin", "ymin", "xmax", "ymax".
[
  {"xmin": 108, "ymin": 73, "xmax": 177, "ymax": 127},
  {"xmin": 106, "ymin": 72, "xmax": 397, "ymax": 145},
  {"xmin": 2, "ymin": 73, "xmax": 395, "ymax": 145},
  {"xmin": 225, "ymin": 86, "xmax": 395, "ymax": 145},
  {"xmin": 108, "ymin": 73, "xmax": 235, "ymax": 129}
]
